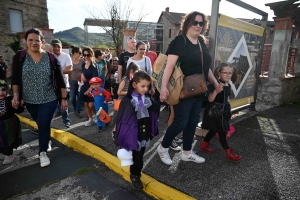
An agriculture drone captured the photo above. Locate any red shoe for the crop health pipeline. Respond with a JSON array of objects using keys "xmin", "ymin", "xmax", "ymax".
[
  {"xmin": 225, "ymin": 148, "xmax": 241, "ymax": 161},
  {"xmin": 200, "ymin": 141, "xmax": 215, "ymax": 153}
]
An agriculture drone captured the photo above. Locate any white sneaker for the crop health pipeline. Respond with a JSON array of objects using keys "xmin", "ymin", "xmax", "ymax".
[
  {"xmin": 40, "ymin": 152, "xmax": 50, "ymax": 167},
  {"xmin": 47, "ymin": 140, "xmax": 52, "ymax": 152},
  {"xmin": 157, "ymin": 145, "xmax": 172, "ymax": 165},
  {"xmin": 3, "ymin": 155, "xmax": 14, "ymax": 165},
  {"xmin": 182, "ymin": 151, "xmax": 205, "ymax": 163},
  {"xmin": 85, "ymin": 119, "xmax": 94, "ymax": 127}
]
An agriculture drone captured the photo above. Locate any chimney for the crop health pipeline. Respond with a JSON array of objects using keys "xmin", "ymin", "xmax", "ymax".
[{"xmin": 165, "ymin": 7, "xmax": 169, "ymax": 12}]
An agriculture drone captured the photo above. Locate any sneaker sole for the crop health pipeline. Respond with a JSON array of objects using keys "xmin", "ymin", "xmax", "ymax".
[
  {"xmin": 169, "ymin": 146, "xmax": 181, "ymax": 151},
  {"xmin": 182, "ymin": 158, "xmax": 205, "ymax": 163},
  {"xmin": 40, "ymin": 162, "xmax": 50, "ymax": 167}
]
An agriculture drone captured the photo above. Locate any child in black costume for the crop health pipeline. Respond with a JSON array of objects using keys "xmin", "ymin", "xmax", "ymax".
[
  {"xmin": 200, "ymin": 63, "xmax": 241, "ymax": 161},
  {"xmin": 0, "ymin": 80, "xmax": 24, "ymax": 165},
  {"xmin": 115, "ymin": 71, "xmax": 159, "ymax": 189}
]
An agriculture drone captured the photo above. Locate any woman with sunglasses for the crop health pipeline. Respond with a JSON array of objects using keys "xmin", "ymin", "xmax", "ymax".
[
  {"xmin": 80, "ymin": 47, "xmax": 99, "ymax": 127},
  {"xmin": 157, "ymin": 11, "xmax": 223, "ymax": 165},
  {"xmin": 126, "ymin": 41, "xmax": 154, "ymax": 94},
  {"xmin": 69, "ymin": 46, "xmax": 84, "ymax": 118}
]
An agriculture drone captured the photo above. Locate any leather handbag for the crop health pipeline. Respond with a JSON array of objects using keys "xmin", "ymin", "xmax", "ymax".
[
  {"xmin": 152, "ymin": 53, "xmax": 183, "ymax": 105},
  {"xmin": 179, "ymin": 40, "xmax": 208, "ymax": 99}
]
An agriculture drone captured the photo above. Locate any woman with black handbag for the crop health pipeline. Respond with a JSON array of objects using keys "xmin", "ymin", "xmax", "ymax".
[{"xmin": 157, "ymin": 11, "xmax": 222, "ymax": 165}]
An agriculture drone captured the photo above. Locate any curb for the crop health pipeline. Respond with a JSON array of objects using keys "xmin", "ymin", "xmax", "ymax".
[{"xmin": 18, "ymin": 115, "xmax": 196, "ymax": 200}]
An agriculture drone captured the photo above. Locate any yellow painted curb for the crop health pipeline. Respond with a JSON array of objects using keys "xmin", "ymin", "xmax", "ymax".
[{"xmin": 18, "ymin": 115, "xmax": 196, "ymax": 200}]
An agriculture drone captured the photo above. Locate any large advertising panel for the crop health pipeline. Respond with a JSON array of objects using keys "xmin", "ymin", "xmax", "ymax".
[{"xmin": 215, "ymin": 14, "xmax": 265, "ymax": 109}]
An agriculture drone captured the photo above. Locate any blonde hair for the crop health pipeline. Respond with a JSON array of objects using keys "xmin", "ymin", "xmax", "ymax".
[{"xmin": 41, "ymin": 43, "xmax": 53, "ymax": 52}]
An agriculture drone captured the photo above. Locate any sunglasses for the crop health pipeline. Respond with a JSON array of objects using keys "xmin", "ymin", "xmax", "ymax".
[
  {"xmin": 0, "ymin": 88, "xmax": 7, "ymax": 92},
  {"xmin": 191, "ymin": 21, "xmax": 205, "ymax": 27},
  {"xmin": 83, "ymin": 54, "xmax": 91, "ymax": 57},
  {"xmin": 78, "ymin": 52, "xmax": 82, "ymax": 55}
]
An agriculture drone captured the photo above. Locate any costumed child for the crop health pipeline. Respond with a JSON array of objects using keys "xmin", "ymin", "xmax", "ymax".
[
  {"xmin": 85, "ymin": 77, "xmax": 111, "ymax": 132},
  {"xmin": 0, "ymin": 80, "xmax": 24, "ymax": 165},
  {"xmin": 115, "ymin": 71, "xmax": 159, "ymax": 189},
  {"xmin": 111, "ymin": 62, "xmax": 140, "ymax": 140},
  {"xmin": 200, "ymin": 62, "xmax": 241, "ymax": 161}
]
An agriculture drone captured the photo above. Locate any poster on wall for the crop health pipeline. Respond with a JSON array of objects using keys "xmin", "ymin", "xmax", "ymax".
[{"xmin": 215, "ymin": 14, "xmax": 265, "ymax": 109}]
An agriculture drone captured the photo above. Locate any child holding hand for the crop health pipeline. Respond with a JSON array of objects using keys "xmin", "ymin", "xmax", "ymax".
[{"xmin": 200, "ymin": 63, "xmax": 241, "ymax": 161}]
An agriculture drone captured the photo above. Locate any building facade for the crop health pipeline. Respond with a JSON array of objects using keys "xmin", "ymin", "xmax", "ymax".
[{"xmin": 0, "ymin": 0, "xmax": 50, "ymax": 76}]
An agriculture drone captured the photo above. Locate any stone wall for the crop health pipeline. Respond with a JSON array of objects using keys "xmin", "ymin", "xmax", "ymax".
[
  {"xmin": 0, "ymin": 0, "xmax": 49, "ymax": 77},
  {"xmin": 257, "ymin": 77, "xmax": 300, "ymax": 106},
  {"xmin": 281, "ymin": 77, "xmax": 300, "ymax": 103}
]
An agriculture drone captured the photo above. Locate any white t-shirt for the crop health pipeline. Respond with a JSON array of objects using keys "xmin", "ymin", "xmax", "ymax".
[
  {"xmin": 126, "ymin": 56, "xmax": 152, "ymax": 76},
  {"xmin": 56, "ymin": 52, "xmax": 72, "ymax": 88}
]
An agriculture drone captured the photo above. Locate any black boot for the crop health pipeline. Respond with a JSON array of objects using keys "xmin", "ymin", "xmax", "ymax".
[{"xmin": 130, "ymin": 174, "xmax": 143, "ymax": 189}]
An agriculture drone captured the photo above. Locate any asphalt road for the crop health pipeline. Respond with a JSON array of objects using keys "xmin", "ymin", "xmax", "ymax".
[
  {"xmin": 0, "ymin": 127, "xmax": 154, "ymax": 200},
  {"xmin": 6, "ymin": 103, "xmax": 300, "ymax": 200}
]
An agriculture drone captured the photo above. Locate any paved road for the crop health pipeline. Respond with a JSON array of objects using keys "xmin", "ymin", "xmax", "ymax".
[
  {"xmin": 0, "ymin": 127, "xmax": 153, "ymax": 200},
  {"xmin": 6, "ymin": 103, "xmax": 300, "ymax": 200}
]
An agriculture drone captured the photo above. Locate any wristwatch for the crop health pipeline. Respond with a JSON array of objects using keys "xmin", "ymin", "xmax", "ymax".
[{"xmin": 61, "ymin": 97, "xmax": 68, "ymax": 100}]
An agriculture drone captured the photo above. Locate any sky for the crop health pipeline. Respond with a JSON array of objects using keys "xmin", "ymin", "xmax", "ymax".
[{"xmin": 47, "ymin": 0, "xmax": 279, "ymax": 33}]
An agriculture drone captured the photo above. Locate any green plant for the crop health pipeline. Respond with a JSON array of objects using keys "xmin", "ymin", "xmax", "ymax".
[
  {"xmin": 6, "ymin": 35, "xmax": 21, "ymax": 53},
  {"xmin": 59, "ymin": 38, "xmax": 73, "ymax": 46},
  {"xmin": 72, "ymin": 167, "xmax": 98, "ymax": 176}
]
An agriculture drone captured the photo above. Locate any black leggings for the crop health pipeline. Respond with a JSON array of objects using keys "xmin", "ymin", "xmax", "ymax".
[
  {"xmin": 203, "ymin": 126, "xmax": 229, "ymax": 149},
  {"xmin": 130, "ymin": 147, "xmax": 146, "ymax": 177}
]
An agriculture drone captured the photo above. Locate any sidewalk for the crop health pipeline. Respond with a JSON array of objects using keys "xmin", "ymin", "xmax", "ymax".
[{"xmin": 16, "ymin": 104, "xmax": 300, "ymax": 199}]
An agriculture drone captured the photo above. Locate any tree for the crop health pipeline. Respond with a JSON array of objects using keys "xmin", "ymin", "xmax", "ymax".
[{"xmin": 85, "ymin": 0, "xmax": 148, "ymax": 56}]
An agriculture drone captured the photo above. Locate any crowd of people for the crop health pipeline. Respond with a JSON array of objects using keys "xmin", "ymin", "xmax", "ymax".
[{"xmin": 0, "ymin": 11, "xmax": 241, "ymax": 190}]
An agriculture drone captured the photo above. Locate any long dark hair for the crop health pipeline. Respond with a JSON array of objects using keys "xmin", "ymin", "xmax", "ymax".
[
  {"xmin": 71, "ymin": 46, "xmax": 81, "ymax": 55},
  {"xmin": 127, "ymin": 71, "xmax": 151, "ymax": 97},
  {"xmin": 125, "ymin": 62, "xmax": 140, "ymax": 79},
  {"xmin": 180, "ymin": 11, "xmax": 208, "ymax": 36}
]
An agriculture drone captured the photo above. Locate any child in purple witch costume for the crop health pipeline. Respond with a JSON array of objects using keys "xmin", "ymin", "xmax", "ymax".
[{"xmin": 115, "ymin": 71, "xmax": 159, "ymax": 189}]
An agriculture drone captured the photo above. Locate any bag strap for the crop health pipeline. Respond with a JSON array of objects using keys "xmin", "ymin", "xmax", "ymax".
[
  {"xmin": 144, "ymin": 57, "xmax": 147, "ymax": 72},
  {"xmin": 198, "ymin": 41, "xmax": 204, "ymax": 75}
]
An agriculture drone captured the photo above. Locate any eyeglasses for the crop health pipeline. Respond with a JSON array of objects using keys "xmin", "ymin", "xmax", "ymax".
[
  {"xmin": 191, "ymin": 21, "xmax": 205, "ymax": 27},
  {"xmin": 220, "ymin": 72, "xmax": 233, "ymax": 76},
  {"xmin": 83, "ymin": 54, "xmax": 91, "ymax": 57},
  {"xmin": 0, "ymin": 88, "xmax": 7, "ymax": 92}
]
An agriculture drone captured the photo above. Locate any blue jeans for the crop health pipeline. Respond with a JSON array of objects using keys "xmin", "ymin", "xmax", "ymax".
[
  {"xmin": 55, "ymin": 88, "xmax": 70, "ymax": 124},
  {"xmin": 69, "ymin": 80, "xmax": 81, "ymax": 114},
  {"xmin": 25, "ymin": 100, "xmax": 58, "ymax": 154},
  {"xmin": 162, "ymin": 97, "xmax": 203, "ymax": 151},
  {"xmin": 100, "ymin": 77, "xmax": 106, "ymax": 88}
]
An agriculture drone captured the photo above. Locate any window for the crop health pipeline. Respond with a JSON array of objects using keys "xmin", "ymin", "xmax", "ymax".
[
  {"xmin": 9, "ymin": 9, "xmax": 23, "ymax": 33},
  {"xmin": 169, "ymin": 29, "xmax": 171, "ymax": 38}
]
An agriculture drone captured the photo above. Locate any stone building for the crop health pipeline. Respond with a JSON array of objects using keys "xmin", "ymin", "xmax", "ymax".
[
  {"xmin": 0, "ymin": 0, "xmax": 52, "ymax": 76},
  {"xmin": 157, "ymin": 7, "xmax": 186, "ymax": 54}
]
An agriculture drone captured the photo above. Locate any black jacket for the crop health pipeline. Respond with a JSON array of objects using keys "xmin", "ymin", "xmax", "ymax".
[{"xmin": 11, "ymin": 50, "xmax": 66, "ymax": 101}]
